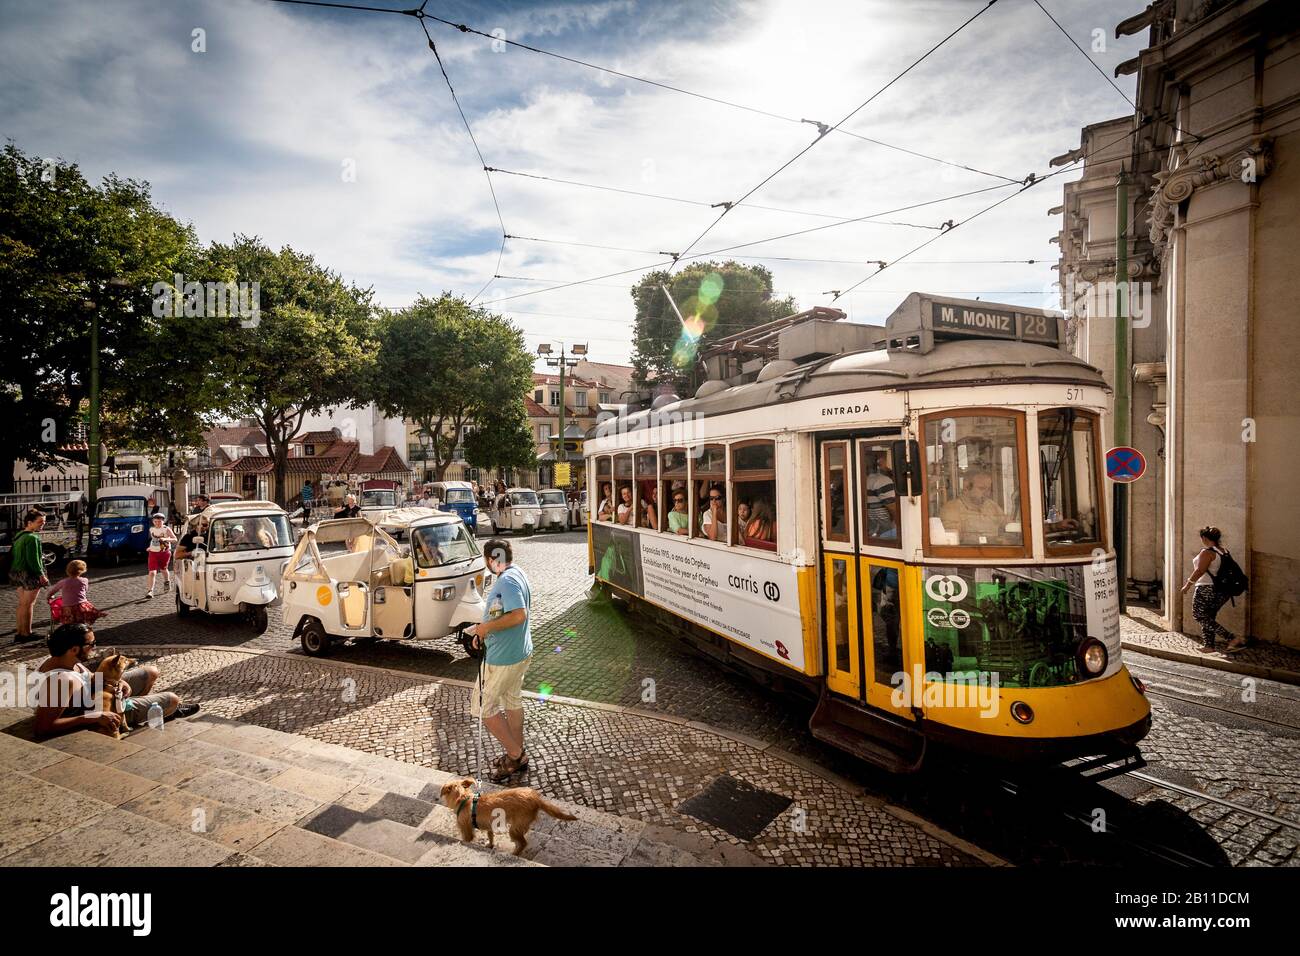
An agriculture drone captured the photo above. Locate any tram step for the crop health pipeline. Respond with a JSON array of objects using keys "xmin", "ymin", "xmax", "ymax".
[{"xmin": 809, "ymin": 691, "xmax": 926, "ymax": 774}]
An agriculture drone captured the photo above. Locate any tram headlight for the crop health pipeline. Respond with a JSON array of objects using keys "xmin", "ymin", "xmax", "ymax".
[
  {"xmin": 1079, "ymin": 638, "xmax": 1108, "ymax": 676},
  {"xmin": 1010, "ymin": 701, "xmax": 1034, "ymax": 724}
]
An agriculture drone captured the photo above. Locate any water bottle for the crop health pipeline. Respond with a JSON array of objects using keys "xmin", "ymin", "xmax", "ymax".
[{"xmin": 147, "ymin": 701, "xmax": 164, "ymax": 730}]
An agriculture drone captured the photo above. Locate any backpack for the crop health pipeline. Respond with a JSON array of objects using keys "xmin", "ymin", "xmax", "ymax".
[{"xmin": 1209, "ymin": 549, "xmax": 1248, "ymax": 599}]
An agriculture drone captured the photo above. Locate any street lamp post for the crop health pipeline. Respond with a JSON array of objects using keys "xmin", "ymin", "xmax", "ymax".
[{"xmin": 536, "ymin": 342, "xmax": 587, "ymax": 487}]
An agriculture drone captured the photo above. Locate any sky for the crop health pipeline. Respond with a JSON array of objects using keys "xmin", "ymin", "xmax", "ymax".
[{"xmin": 0, "ymin": 0, "xmax": 1145, "ymax": 366}]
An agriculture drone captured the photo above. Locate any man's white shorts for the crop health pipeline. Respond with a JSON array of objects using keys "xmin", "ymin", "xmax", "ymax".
[{"xmin": 470, "ymin": 658, "xmax": 532, "ymax": 718}]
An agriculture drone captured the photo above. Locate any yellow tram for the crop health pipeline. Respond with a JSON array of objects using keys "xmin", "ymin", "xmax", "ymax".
[{"xmin": 584, "ymin": 292, "xmax": 1151, "ymax": 771}]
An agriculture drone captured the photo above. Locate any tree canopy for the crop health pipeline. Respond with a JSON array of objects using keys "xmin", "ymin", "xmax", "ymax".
[
  {"xmin": 368, "ymin": 295, "xmax": 535, "ymax": 482},
  {"xmin": 630, "ymin": 260, "xmax": 796, "ymax": 392},
  {"xmin": 0, "ymin": 143, "xmax": 223, "ymax": 488}
]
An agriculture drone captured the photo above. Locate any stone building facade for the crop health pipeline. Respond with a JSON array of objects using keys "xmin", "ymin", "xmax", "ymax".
[{"xmin": 1056, "ymin": 0, "xmax": 1300, "ymax": 646}]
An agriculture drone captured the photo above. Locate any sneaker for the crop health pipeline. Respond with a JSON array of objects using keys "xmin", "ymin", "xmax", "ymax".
[
  {"xmin": 145, "ymin": 591, "xmax": 155, "ymax": 600},
  {"xmin": 164, "ymin": 579, "xmax": 171, "ymax": 592}
]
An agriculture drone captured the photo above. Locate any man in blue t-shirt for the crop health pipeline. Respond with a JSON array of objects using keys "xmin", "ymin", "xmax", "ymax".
[{"xmin": 464, "ymin": 538, "xmax": 533, "ymax": 783}]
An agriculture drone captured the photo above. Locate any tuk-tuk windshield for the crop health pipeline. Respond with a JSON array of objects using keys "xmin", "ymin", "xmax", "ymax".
[
  {"xmin": 509, "ymin": 491, "xmax": 539, "ymax": 507},
  {"xmin": 209, "ymin": 515, "xmax": 293, "ymax": 552},
  {"xmin": 442, "ymin": 488, "xmax": 474, "ymax": 503},
  {"xmin": 412, "ymin": 523, "xmax": 479, "ymax": 568},
  {"xmin": 538, "ymin": 491, "xmax": 566, "ymax": 506},
  {"xmin": 361, "ymin": 490, "xmax": 398, "ymax": 508},
  {"xmin": 95, "ymin": 498, "xmax": 147, "ymax": 519}
]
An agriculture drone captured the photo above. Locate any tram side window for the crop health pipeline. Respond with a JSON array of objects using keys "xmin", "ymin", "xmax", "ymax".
[
  {"xmin": 661, "ymin": 449, "xmax": 689, "ymax": 535},
  {"xmin": 613, "ymin": 454, "xmax": 634, "ymax": 526},
  {"xmin": 635, "ymin": 452, "xmax": 658, "ymax": 530},
  {"xmin": 732, "ymin": 440, "xmax": 776, "ymax": 551},
  {"xmin": 860, "ymin": 443, "xmax": 901, "ymax": 548},
  {"xmin": 595, "ymin": 457, "xmax": 614, "ymax": 522},
  {"xmin": 924, "ymin": 413, "xmax": 1026, "ymax": 553},
  {"xmin": 691, "ymin": 444, "xmax": 726, "ymax": 541},
  {"xmin": 1038, "ymin": 409, "xmax": 1102, "ymax": 550}
]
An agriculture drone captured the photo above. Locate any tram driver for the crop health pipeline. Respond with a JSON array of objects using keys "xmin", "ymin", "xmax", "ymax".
[{"xmin": 939, "ymin": 469, "xmax": 1013, "ymax": 545}]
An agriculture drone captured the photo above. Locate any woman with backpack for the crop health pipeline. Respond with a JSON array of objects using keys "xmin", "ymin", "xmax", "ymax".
[{"xmin": 1180, "ymin": 525, "xmax": 1248, "ymax": 655}]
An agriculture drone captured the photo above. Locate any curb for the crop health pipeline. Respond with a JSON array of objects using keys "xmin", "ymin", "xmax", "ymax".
[
  {"xmin": 50, "ymin": 642, "xmax": 1011, "ymax": 866},
  {"xmin": 1123, "ymin": 641, "xmax": 1300, "ymax": 687}
]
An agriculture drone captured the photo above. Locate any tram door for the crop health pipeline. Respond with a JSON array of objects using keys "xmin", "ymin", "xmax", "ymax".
[{"xmin": 819, "ymin": 436, "xmax": 915, "ymax": 720}]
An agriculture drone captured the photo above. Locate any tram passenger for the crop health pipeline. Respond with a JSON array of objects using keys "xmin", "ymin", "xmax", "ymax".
[
  {"xmin": 701, "ymin": 485, "xmax": 726, "ymax": 541},
  {"xmin": 938, "ymin": 469, "xmax": 1012, "ymax": 544},
  {"xmin": 865, "ymin": 457, "xmax": 899, "ymax": 540},
  {"xmin": 597, "ymin": 483, "xmax": 613, "ymax": 522},
  {"xmin": 668, "ymin": 490, "xmax": 690, "ymax": 535},
  {"xmin": 737, "ymin": 500, "xmax": 751, "ymax": 530},
  {"xmin": 641, "ymin": 484, "xmax": 659, "ymax": 531},
  {"xmin": 744, "ymin": 500, "xmax": 775, "ymax": 546},
  {"xmin": 615, "ymin": 486, "xmax": 635, "ymax": 525}
]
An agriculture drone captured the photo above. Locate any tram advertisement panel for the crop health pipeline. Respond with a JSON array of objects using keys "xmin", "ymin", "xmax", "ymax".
[
  {"xmin": 920, "ymin": 561, "xmax": 1121, "ymax": 688},
  {"xmin": 592, "ymin": 524, "xmax": 804, "ymax": 670}
]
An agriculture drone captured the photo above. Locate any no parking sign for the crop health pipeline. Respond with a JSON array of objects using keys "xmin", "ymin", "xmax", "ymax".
[{"xmin": 1105, "ymin": 446, "xmax": 1146, "ymax": 483}]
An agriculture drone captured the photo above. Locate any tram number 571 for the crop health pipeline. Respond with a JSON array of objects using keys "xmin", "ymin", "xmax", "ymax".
[{"xmin": 1065, "ymin": 387, "xmax": 1083, "ymax": 402}]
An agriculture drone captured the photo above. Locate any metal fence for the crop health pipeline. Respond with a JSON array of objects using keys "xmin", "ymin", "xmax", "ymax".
[{"xmin": 8, "ymin": 473, "xmax": 170, "ymax": 499}]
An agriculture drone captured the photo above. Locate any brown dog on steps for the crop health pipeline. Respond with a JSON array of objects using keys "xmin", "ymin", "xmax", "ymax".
[{"xmin": 440, "ymin": 777, "xmax": 577, "ymax": 856}]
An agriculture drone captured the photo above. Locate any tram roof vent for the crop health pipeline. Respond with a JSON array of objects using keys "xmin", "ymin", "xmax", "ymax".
[
  {"xmin": 777, "ymin": 319, "xmax": 885, "ymax": 366},
  {"xmin": 882, "ymin": 292, "xmax": 1067, "ymax": 354}
]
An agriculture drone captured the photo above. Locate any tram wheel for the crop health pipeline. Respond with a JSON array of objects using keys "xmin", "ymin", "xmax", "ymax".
[{"xmin": 300, "ymin": 620, "xmax": 331, "ymax": 656}]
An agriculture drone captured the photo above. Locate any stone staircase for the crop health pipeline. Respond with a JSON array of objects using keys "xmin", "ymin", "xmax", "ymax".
[{"xmin": 0, "ymin": 707, "xmax": 733, "ymax": 868}]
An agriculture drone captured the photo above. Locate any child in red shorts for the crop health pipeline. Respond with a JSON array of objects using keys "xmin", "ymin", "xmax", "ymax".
[{"xmin": 145, "ymin": 513, "xmax": 176, "ymax": 599}]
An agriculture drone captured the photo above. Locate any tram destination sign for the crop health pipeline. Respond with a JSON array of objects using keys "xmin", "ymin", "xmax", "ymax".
[{"xmin": 930, "ymin": 302, "xmax": 1059, "ymax": 345}]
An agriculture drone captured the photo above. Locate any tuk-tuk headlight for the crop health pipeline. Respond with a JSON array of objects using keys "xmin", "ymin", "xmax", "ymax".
[
  {"xmin": 90, "ymin": 527, "xmax": 102, "ymax": 537},
  {"xmin": 131, "ymin": 525, "xmax": 144, "ymax": 534},
  {"xmin": 483, "ymin": 573, "xmax": 494, "ymax": 590},
  {"xmin": 214, "ymin": 568, "xmax": 235, "ymax": 583},
  {"xmin": 432, "ymin": 584, "xmax": 456, "ymax": 600}
]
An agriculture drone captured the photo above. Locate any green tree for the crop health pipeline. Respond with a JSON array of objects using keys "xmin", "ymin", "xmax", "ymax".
[
  {"xmin": 630, "ymin": 260, "xmax": 796, "ymax": 393},
  {"xmin": 0, "ymin": 143, "xmax": 220, "ymax": 489},
  {"xmin": 369, "ymin": 295, "xmax": 534, "ymax": 482},
  {"xmin": 464, "ymin": 405, "xmax": 536, "ymax": 477},
  {"xmin": 205, "ymin": 236, "xmax": 376, "ymax": 505}
]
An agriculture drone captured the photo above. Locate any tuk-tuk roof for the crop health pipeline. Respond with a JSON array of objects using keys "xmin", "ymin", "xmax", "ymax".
[
  {"xmin": 97, "ymin": 483, "xmax": 167, "ymax": 499},
  {"xmin": 200, "ymin": 500, "xmax": 286, "ymax": 519},
  {"xmin": 505, "ymin": 487, "xmax": 537, "ymax": 494},
  {"xmin": 536, "ymin": 488, "xmax": 567, "ymax": 494},
  {"xmin": 375, "ymin": 507, "xmax": 462, "ymax": 531},
  {"xmin": 430, "ymin": 480, "xmax": 472, "ymax": 489},
  {"xmin": 302, "ymin": 516, "xmax": 382, "ymax": 543}
]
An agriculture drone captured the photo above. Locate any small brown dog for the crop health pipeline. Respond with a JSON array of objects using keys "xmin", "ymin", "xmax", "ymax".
[
  {"xmin": 93, "ymin": 653, "xmax": 135, "ymax": 739},
  {"xmin": 440, "ymin": 777, "xmax": 576, "ymax": 856}
]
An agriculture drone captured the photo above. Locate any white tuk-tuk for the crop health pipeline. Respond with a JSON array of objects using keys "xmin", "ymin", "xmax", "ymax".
[
  {"xmin": 174, "ymin": 501, "xmax": 294, "ymax": 634},
  {"xmin": 489, "ymin": 487, "xmax": 542, "ymax": 535},
  {"xmin": 535, "ymin": 488, "xmax": 569, "ymax": 532},
  {"xmin": 282, "ymin": 508, "xmax": 488, "ymax": 657}
]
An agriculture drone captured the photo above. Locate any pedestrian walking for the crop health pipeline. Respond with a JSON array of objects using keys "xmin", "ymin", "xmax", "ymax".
[
  {"xmin": 145, "ymin": 513, "xmax": 176, "ymax": 599},
  {"xmin": 463, "ymin": 538, "xmax": 533, "ymax": 783},
  {"xmin": 9, "ymin": 508, "xmax": 49, "ymax": 644},
  {"xmin": 1180, "ymin": 525, "xmax": 1248, "ymax": 654}
]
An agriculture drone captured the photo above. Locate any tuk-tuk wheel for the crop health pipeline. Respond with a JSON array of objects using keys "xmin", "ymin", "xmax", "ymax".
[
  {"xmin": 245, "ymin": 604, "xmax": 269, "ymax": 635},
  {"xmin": 300, "ymin": 620, "xmax": 331, "ymax": 656},
  {"xmin": 175, "ymin": 589, "xmax": 190, "ymax": 618},
  {"xmin": 41, "ymin": 545, "xmax": 65, "ymax": 568}
]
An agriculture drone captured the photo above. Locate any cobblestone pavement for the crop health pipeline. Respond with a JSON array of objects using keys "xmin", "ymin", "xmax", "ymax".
[
  {"xmin": 0, "ymin": 644, "xmax": 981, "ymax": 867},
  {"xmin": 4, "ymin": 533, "xmax": 1300, "ymax": 865}
]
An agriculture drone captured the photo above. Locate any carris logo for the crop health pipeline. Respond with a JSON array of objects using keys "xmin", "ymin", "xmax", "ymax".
[
  {"xmin": 924, "ymin": 574, "xmax": 968, "ymax": 603},
  {"xmin": 763, "ymin": 581, "xmax": 780, "ymax": 602}
]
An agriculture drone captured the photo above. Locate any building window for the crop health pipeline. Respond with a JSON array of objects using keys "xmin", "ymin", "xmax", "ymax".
[
  {"xmin": 534, "ymin": 388, "xmax": 544, "ymax": 404},
  {"xmin": 574, "ymin": 392, "xmax": 587, "ymax": 409},
  {"xmin": 550, "ymin": 390, "xmax": 561, "ymax": 407},
  {"xmin": 538, "ymin": 424, "xmax": 552, "ymax": 443},
  {"xmin": 599, "ymin": 392, "xmax": 610, "ymax": 405},
  {"xmin": 922, "ymin": 411, "xmax": 1029, "ymax": 557}
]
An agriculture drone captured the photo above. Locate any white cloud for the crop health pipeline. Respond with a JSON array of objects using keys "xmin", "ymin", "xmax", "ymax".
[{"xmin": 1, "ymin": 0, "xmax": 1145, "ymax": 361}]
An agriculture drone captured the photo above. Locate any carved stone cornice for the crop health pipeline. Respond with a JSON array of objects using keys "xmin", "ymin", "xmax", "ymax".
[{"xmin": 1147, "ymin": 136, "xmax": 1273, "ymax": 256}]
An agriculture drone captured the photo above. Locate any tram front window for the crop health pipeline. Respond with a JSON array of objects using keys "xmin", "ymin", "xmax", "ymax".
[
  {"xmin": 1038, "ymin": 409, "xmax": 1102, "ymax": 549},
  {"xmin": 924, "ymin": 414, "xmax": 1025, "ymax": 551}
]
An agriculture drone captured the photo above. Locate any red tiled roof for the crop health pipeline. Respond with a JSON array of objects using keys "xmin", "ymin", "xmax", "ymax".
[
  {"xmin": 354, "ymin": 446, "xmax": 411, "ymax": 475},
  {"xmin": 524, "ymin": 398, "xmax": 550, "ymax": 418},
  {"xmin": 205, "ymin": 426, "xmax": 267, "ymax": 450},
  {"xmin": 292, "ymin": 429, "xmax": 342, "ymax": 445},
  {"xmin": 230, "ymin": 455, "xmax": 274, "ymax": 475}
]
